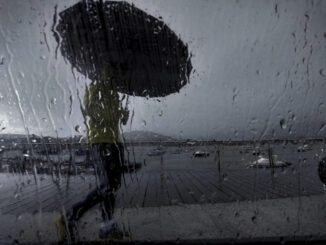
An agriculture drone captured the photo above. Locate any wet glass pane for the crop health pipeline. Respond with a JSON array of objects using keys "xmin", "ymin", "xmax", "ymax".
[{"xmin": 0, "ymin": 0, "xmax": 326, "ymax": 243}]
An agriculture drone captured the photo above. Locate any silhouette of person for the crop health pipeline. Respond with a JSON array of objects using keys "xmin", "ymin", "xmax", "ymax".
[
  {"xmin": 56, "ymin": 66, "xmax": 129, "ymax": 241},
  {"xmin": 55, "ymin": 0, "xmax": 192, "ymax": 241}
]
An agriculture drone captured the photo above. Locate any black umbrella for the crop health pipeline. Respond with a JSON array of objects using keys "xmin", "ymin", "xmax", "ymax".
[{"xmin": 56, "ymin": 0, "xmax": 192, "ymax": 97}]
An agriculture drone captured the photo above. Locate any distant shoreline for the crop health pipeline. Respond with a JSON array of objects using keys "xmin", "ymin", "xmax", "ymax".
[
  {"xmin": 0, "ymin": 132, "xmax": 325, "ymax": 147},
  {"xmin": 123, "ymin": 138, "xmax": 326, "ymax": 146}
]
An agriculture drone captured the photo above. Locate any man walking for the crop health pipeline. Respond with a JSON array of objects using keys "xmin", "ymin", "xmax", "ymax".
[{"xmin": 56, "ymin": 67, "xmax": 129, "ymax": 241}]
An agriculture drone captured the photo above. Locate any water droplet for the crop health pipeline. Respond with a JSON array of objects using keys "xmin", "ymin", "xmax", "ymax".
[
  {"xmin": 36, "ymin": 230, "xmax": 42, "ymax": 239},
  {"xmin": 40, "ymin": 55, "xmax": 46, "ymax": 60},
  {"xmin": 75, "ymin": 125, "xmax": 80, "ymax": 133},
  {"xmin": 320, "ymin": 69, "xmax": 325, "ymax": 77},
  {"xmin": 280, "ymin": 119, "xmax": 287, "ymax": 129},
  {"xmin": 222, "ymin": 173, "xmax": 228, "ymax": 181},
  {"xmin": 232, "ymin": 88, "xmax": 239, "ymax": 103},
  {"xmin": 0, "ymin": 56, "xmax": 4, "ymax": 65},
  {"xmin": 142, "ymin": 120, "xmax": 146, "ymax": 127},
  {"xmin": 280, "ymin": 237, "xmax": 285, "ymax": 244},
  {"xmin": 319, "ymin": 124, "xmax": 326, "ymax": 133},
  {"xmin": 14, "ymin": 193, "xmax": 21, "ymax": 199},
  {"xmin": 51, "ymin": 97, "xmax": 57, "ymax": 105},
  {"xmin": 251, "ymin": 215, "xmax": 257, "ymax": 224},
  {"xmin": 19, "ymin": 71, "xmax": 25, "ymax": 78},
  {"xmin": 234, "ymin": 130, "xmax": 239, "ymax": 137},
  {"xmin": 158, "ymin": 110, "xmax": 163, "ymax": 117}
]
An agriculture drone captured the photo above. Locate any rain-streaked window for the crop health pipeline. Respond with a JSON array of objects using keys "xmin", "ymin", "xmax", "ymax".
[{"xmin": 0, "ymin": 0, "xmax": 326, "ymax": 243}]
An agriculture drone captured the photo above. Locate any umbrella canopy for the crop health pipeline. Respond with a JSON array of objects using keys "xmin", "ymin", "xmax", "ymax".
[{"xmin": 56, "ymin": 0, "xmax": 192, "ymax": 97}]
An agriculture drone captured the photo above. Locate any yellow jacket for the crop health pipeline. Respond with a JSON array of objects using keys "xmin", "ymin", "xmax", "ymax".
[{"xmin": 82, "ymin": 79, "xmax": 128, "ymax": 144}]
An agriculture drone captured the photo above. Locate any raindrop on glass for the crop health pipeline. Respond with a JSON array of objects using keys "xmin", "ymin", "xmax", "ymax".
[
  {"xmin": 280, "ymin": 119, "xmax": 287, "ymax": 129},
  {"xmin": 251, "ymin": 215, "xmax": 257, "ymax": 224},
  {"xmin": 320, "ymin": 69, "xmax": 325, "ymax": 77}
]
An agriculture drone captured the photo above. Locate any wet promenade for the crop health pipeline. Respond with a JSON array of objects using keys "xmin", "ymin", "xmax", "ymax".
[
  {"xmin": 0, "ymin": 143, "xmax": 325, "ymax": 242},
  {"xmin": 0, "ymin": 144, "xmax": 324, "ymax": 214}
]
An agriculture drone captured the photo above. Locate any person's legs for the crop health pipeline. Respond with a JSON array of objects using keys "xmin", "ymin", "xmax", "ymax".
[
  {"xmin": 56, "ymin": 143, "xmax": 124, "ymax": 241},
  {"xmin": 99, "ymin": 143, "xmax": 123, "ymax": 221},
  {"xmin": 56, "ymin": 144, "xmax": 108, "ymax": 241},
  {"xmin": 97, "ymin": 143, "xmax": 124, "ymax": 239},
  {"xmin": 56, "ymin": 188, "xmax": 103, "ymax": 241},
  {"xmin": 101, "ymin": 190, "xmax": 115, "ymax": 220},
  {"xmin": 67, "ymin": 188, "xmax": 103, "ymax": 222}
]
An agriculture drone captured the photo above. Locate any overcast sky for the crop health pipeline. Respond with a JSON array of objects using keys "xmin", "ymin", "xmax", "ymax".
[{"xmin": 0, "ymin": 0, "xmax": 325, "ymax": 140}]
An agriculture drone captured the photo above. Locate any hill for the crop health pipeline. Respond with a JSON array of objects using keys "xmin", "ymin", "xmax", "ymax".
[{"xmin": 122, "ymin": 131, "xmax": 175, "ymax": 142}]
